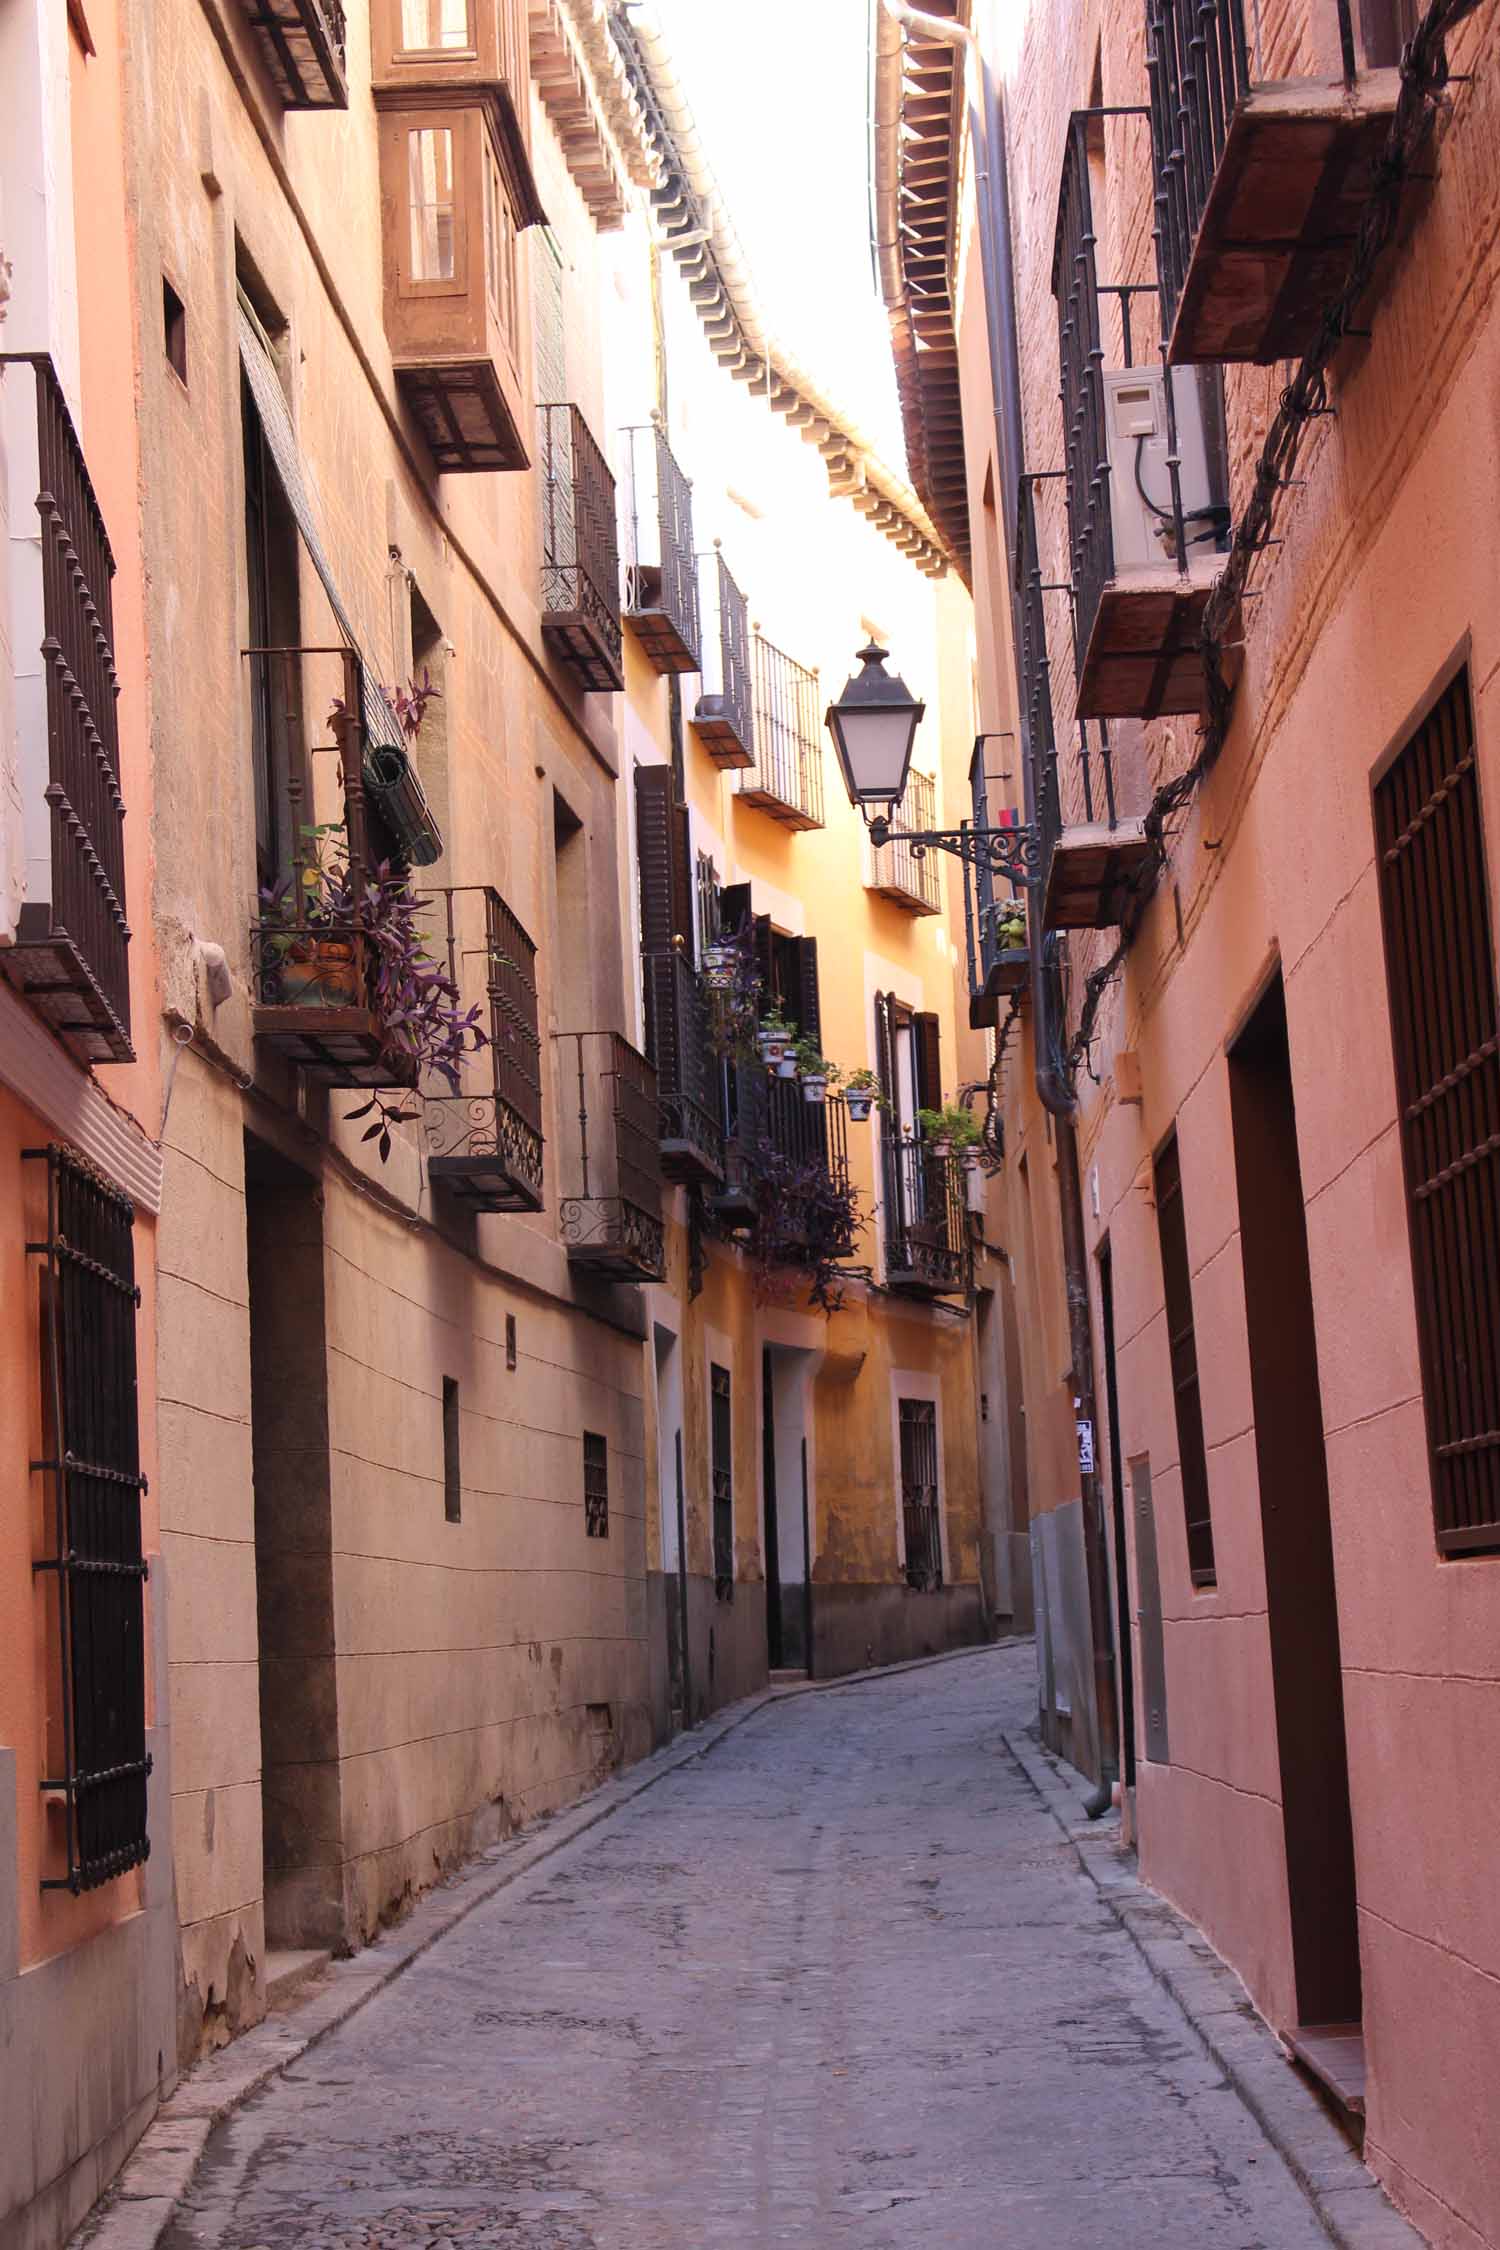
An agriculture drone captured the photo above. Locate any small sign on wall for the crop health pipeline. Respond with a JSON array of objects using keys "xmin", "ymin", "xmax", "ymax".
[{"xmin": 1077, "ymin": 1417, "xmax": 1096, "ymax": 1476}]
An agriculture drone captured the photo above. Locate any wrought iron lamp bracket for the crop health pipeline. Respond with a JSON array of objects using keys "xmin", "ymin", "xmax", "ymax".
[{"xmin": 866, "ymin": 814, "xmax": 1042, "ymax": 888}]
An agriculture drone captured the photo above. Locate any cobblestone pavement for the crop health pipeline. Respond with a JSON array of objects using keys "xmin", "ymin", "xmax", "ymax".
[{"xmin": 162, "ymin": 1646, "xmax": 1337, "ymax": 2249}]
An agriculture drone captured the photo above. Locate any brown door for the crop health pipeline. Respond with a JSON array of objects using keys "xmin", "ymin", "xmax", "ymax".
[{"xmin": 1228, "ymin": 974, "xmax": 1360, "ymax": 2030}]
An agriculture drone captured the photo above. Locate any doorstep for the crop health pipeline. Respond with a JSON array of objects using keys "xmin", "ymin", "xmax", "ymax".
[{"xmin": 1288, "ymin": 2023, "xmax": 1368, "ymax": 2119}]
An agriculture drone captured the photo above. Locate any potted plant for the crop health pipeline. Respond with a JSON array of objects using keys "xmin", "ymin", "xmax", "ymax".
[
  {"xmin": 257, "ymin": 821, "xmax": 364, "ymax": 1006},
  {"xmin": 995, "ymin": 899, "xmax": 1028, "ymax": 953},
  {"xmin": 917, "ymin": 1102, "xmax": 983, "ymax": 1159},
  {"xmin": 843, "ymin": 1067, "xmax": 882, "ymax": 1123},
  {"xmin": 757, "ymin": 1006, "xmax": 795, "ymax": 1067},
  {"xmin": 701, "ymin": 938, "xmax": 737, "ymax": 989},
  {"xmin": 794, "ymin": 1040, "xmax": 837, "ymax": 1106}
]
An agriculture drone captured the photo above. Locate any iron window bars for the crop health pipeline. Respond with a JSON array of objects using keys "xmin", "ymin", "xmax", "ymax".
[
  {"xmin": 692, "ymin": 551, "xmax": 754, "ymax": 767},
  {"xmin": 238, "ymin": 0, "xmax": 348, "ymax": 108},
  {"xmin": 538, "ymin": 402, "xmax": 624, "ymax": 692},
  {"xmin": 899, "ymin": 1398, "xmax": 943, "ymax": 1592},
  {"xmin": 0, "ymin": 354, "xmax": 132, "ymax": 1061},
  {"xmin": 1375, "ymin": 669, "xmax": 1500, "ymax": 1556},
  {"xmin": 583, "ymin": 1430, "xmax": 609, "ymax": 1537},
  {"xmin": 423, "ymin": 885, "xmax": 544, "ymax": 1211},
  {"xmin": 621, "ymin": 422, "xmax": 701, "ymax": 673},
  {"xmin": 711, "ymin": 1362, "xmax": 733, "ymax": 1598},
  {"xmin": 26, "ymin": 1144, "xmax": 151, "ymax": 1893},
  {"xmin": 1146, "ymin": 0, "xmax": 1253, "ymax": 342},
  {"xmin": 554, "ymin": 1030, "xmax": 666, "ymax": 1281},
  {"xmin": 737, "ymin": 633, "xmax": 824, "ymax": 829}
]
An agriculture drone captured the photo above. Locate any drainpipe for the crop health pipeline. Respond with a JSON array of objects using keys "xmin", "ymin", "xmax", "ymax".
[{"xmin": 879, "ymin": 0, "xmax": 1120, "ymax": 1811}]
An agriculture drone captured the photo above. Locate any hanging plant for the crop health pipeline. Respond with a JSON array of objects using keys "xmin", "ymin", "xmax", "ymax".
[
  {"xmin": 842, "ymin": 1067, "xmax": 885, "ymax": 1124},
  {"xmin": 917, "ymin": 1102, "xmax": 983, "ymax": 1156},
  {"xmin": 738, "ymin": 1133, "xmax": 863, "ymax": 1314},
  {"xmin": 793, "ymin": 1039, "xmax": 838, "ymax": 1105}
]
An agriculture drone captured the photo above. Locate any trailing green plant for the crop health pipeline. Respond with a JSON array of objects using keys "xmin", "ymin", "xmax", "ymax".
[
  {"xmin": 793, "ymin": 1039, "xmax": 837, "ymax": 1083},
  {"xmin": 917, "ymin": 1102, "xmax": 983, "ymax": 1151}
]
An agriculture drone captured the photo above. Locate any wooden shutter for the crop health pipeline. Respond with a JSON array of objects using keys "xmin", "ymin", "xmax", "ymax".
[
  {"xmin": 1154, "ymin": 1131, "xmax": 1216, "ymax": 1585},
  {"xmin": 914, "ymin": 1011, "xmax": 943, "ymax": 1116},
  {"xmin": 1374, "ymin": 668, "xmax": 1500, "ymax": 1554},
  {"xmin": 793, "ymin": 936, "xmax": 821, "ymax": 1049},
  {"xmin": 634, "ymin": 763, "xmax": 693, "ymax": 958}
]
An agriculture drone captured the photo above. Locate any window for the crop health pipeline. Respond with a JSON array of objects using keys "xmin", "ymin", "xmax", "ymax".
[
  {"xmin": 442, "ymin": 1377, "xmax": 461, "ymax": 1522},
  {"xmin": 163, "ymin": 277, "xmax": 187, "ymax": 383},
  {"xmin": 483, "ymin": 135, "xmax": 518, "ymax": 344},
  {"xmin": 408, "ymin": 126, "xmax": 458, "ymax": 282},
  {"xmin": 711, "ymin": 1363, "xmax": 733, "ymax": 1597},
  {"xmin": 899, "ymin": 1399, "xmax": 942, "ymax": 1591},
  {"xmin": 241, "ymin": 371, "xmax": 302, "ymax": 889},
  {"xmin": 1154, "ymin": 1132, "xmax": 1216, "ymax": 1585},
  {"xmin": 27, "ymin": 1145, "xmax": 150, "ymax": 1892},
  {"xmin": 1375, "ymin": 668, "xmax": 1500, "ymax": 1555},
  {"xmin": 584, "ymin": 1431, "xmax": 609, "ymax": 1537},
  {"xmin": 505, "ymin": 1313, "xmax": 517, "ymax": 1370},
  {"xmin": 402, "ymin": 0, "xmax": 471, "ymax": 47}
]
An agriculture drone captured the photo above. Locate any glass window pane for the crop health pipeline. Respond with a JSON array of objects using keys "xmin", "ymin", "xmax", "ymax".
[
  {"xmin": 400, "ymin": 0, "xmax": 471, "ymax": 49},
  {"xmin": 408, "ymin": 128, "xmax": 456, "ymax": 282}
]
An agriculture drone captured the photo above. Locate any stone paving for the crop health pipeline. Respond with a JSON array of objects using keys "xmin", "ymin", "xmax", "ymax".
[{"xmin": 158, "ymin": 1647, "xmax": 1344, "ymax": 2248}]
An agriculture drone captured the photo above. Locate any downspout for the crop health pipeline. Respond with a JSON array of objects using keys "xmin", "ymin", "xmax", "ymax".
[{"xmin": 880, "ymin": 0, "xmax": 1120, "ymax": 1812}]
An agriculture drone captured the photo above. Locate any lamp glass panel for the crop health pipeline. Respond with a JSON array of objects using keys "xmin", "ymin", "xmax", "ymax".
[
  {"xmin": 409, "ymin": 127, "xmax": 457, "ymax": 281},
  {"xmin": 401, "ymin": 0, "xmax": 472, "ymax": 49},
  {"xmin": 838, "ymin": 706, "xmax": 917, "ymax": 801}
]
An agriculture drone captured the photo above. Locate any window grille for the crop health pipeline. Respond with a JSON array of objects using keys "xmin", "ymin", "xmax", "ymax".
[
  {"xmin": 899, "ymin": 1398, "xmax": 943, "ymax": 1591},
  {"xmin": 26, "ymin": 1144, "xmax": 150, "ymax": 1891},
  {"xmin": 1375, "ymin": 669, "xmax": 1500, "ymax": 1555},
  {"xmin": 711, "ymin": 1363, "xmax": 733, "ymax": 1598},
  {"xmin": 583, "ymin": 1430, "xmax": 609, "ymax": 1537},
  {"xmin": 1154, "ymin": 1132, "xmax": 1216, "ymax": 1585},
  {"xmin": 442, "ymin": 1377, "xmax": 461, "ymax": 1523}
]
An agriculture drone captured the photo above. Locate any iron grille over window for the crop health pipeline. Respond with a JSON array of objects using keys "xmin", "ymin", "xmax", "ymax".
[
  {"xmin": 26, "ymin": 1145, "xmax": 150, "ymax": 1892},
  {"xmin": 554, "ymin": 1031, "xmax": 666, "ymax": 1281},
  {"xmin": 583, "ymin": 1430, "xmax": 609, "ymax": 1536},
  {"xmin": 692, "ymin": 551, "xmax": 753, "ymax": 767},
  {"xmin": 538, "ymin": 402, "xmax": 623, "ymax": 692},
  {"xmin": 899, "ymin": 1399, "xmax": 942, "ymax": 1591},
  {"xmin": 0, "ymin": 355, "xmax": 132, "ymax": 1061},
  {"xmin": 1375, "ymin": 670, "xmax": 1500, "ymax": 1556},
  {"xmin": 1154, "ymin": 1132, "xmax": 1216, "ymax": 1585},
  {"xmin": 711, "ymin": 1363, "xmax": 733, "ymax": 1598},
  {"xmin": 868, "ymin": 769, "xmax": 942, "ymax": 913},
  {"xmin": 423, "ymin": 885, "xmax": 544, "ymax": 1212},
  {"xmin": 737, "ymin": 633, "xmax": 824, "ymax": 829}
]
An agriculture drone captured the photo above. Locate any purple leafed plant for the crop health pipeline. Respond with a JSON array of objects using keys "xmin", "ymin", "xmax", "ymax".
[{"xmin": 740, "ymin": 1135, "xmax": 862, "ymax": 1314}]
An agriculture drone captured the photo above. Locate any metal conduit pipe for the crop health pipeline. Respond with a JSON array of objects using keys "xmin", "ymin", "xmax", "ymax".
[{"xmin": 879, "ymin": 0, "xmax": 1120, "ymax": 1811}]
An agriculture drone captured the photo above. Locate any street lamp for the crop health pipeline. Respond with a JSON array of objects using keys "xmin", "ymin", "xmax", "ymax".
[
  {"xmin": 824, "ymin": 641, "xmax": 926, "ymax": 835},
  {"xmin": 825, "ymin": 642, "xmax": 1040, "ymax": 887}
]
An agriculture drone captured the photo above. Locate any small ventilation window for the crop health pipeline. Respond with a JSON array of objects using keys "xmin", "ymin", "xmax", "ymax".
[
  {"xmin": 584, "ymin": 1431, "xmax": 608, "ymax": 1537},
  {"xmin": 442, "ymin": 1376, "xmax": 461, "ymax": 1523},
  {"xmin": 164, "ymin": 277, "xmax": 187, "ymax": 384}
]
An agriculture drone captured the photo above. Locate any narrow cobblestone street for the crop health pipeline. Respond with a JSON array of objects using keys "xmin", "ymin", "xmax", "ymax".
[{"xmin": 150, "ymin": 1647, "xmax": 1345, "ymax": 2249}]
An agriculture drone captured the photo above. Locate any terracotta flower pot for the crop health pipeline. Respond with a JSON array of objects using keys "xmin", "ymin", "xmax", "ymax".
[{"xmin": 273, "ymin": 932, "xmax": 359, "ymax": 1008}]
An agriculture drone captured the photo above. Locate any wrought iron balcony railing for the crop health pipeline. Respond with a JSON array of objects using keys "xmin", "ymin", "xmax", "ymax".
[
  {"xmin": 621, "ymin": 422, "xmax": 700, "ymax": 674},
  {"xmin": 884, "ymin": 1136, "xmax": 970, "ymax": 1299},
  {"xmin": 0, "ymin": 355, "xmax": 132, "ymax": 1061},
  {"xmin": 423, "ymin": 885, "xmax": 544, "ymax": 1212},
  {"xmin": 868, "ymin": 769, "xmax": 942, "ymax": 914},
  {"xmin": 238, "ymin": 0, "xmax": 348, "ymax": 109},
  {"xmin": 691, "ymin": 550, "xmax": 753, "ymax": 768},
  {"xmin": 736, "ymin": 633, "xmax": 824, "ymax": 829},
  {"xmin": 643, "ymin": 947, "xmax": 725, "ymax": 1186},
  {"xmin": 710, "ymin": 1071, "xmax": 853, "ymax": 1259},
  {"xmin": 1147, "ymin": 0, "xmax": 1399, "ymax": 365},
  {"xmin": 1054, "ymin": 112, "xmax": 1230, "ymax": 723},
  {"xmin": 539, "ymin": 403, "xmax": 623, "ymax": 692},
  {"xmin": 964, "ymin": 748, "xmax": 1029, "ymax": 1025},
  {"xmin": 555, "ymin": 1030, "xmax": 665, "ymax": 1281}
]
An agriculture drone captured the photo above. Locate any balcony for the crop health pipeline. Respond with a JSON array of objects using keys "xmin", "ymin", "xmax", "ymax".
[
  {"xmin": 710, "ymin": 1072, "xmax": 853, "ymax": 1260},
  {"xmin": 379, "ymin": 102, "xmax": 531, "ymax": 474},
  {"xmin": 423, "ymin": 885, "xmax": 544, "ymax": 1211},
  {"xmin": 884, "ymin": 1137, "xmax": 970, "ymax": 1300},
  {"xmin": 0, "ymin": 355, "xmax": 132, "ymax": 1062},
  {"xmin": 239, "ymin": 0, "xmax": 348, "ymax": 108},
  {"xmin": 1054, "ymin": 114, "xmax": 1231, "ymax": 723},
  {"xmin": 691, "ymin": 550, "xmax": 753, "ymax": 769},
  {"xmin": 963, "ymin": 748, "xmax": 1029, "ymax": 1028},
  {"xmin": 735, "ymin": 634, "xmax": 824, "ymax": 829},
  {"xmin": 1149, "ymin": 0, "xmax": 1401, "ymax": 366},
  {"xmin": 539, "ymin": 403, "xmax": 624, "ymax": 691},
  {"xmin": 867, "ymin": 769, "xmax": 942, "ymax": 915},
  {"xmin": 1017, "ymin": 479, "xmax": 1152, "ymax": 932},
  {"xmin": 621, "ymin": 422, "xmax": 700, "ymax": 674},
  {"xmin": 554, "ymin": 1031, "xmax": 665, "ymax": 1281},
  {"xmin": 643, "ymin": 947, "xmax": 724, "ymax": 1187},
  {"xmin": 248, "ymin": 646, "xmax": 422, "ymax": 1090},
  {"xmin": 371, "ymin": 0, "xmax": 543, "ymax": 225}
]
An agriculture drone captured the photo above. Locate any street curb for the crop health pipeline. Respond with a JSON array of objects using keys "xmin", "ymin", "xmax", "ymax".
[
  {"xmin": 72, "ymin": 1634, "xmax": 1016, "ymax": 2249},
  {"xmin": 1001, "ymin": 1727, "xmax": 1427, "ymax": 2250}
]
